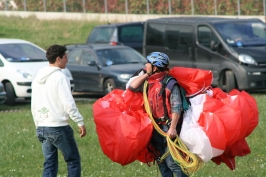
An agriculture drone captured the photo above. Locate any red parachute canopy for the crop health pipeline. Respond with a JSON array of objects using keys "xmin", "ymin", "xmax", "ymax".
[
  {"xmin": 169, "ymin": 67, "xmax": 213, "ymax": 97},
  {"xmin": 93, "ymin": 89, "xmax": 154, "ymax": 165},
  {"xmin": 206, "ymin": 88, "xmax": 259, "ymax": 170},
  {"xmin": 169, "ymin": 67, "xmax": 258, "ymax": 170},
  {"xmin": 93, "ymin": 66, "xmax": 259, "ymax": 171}
]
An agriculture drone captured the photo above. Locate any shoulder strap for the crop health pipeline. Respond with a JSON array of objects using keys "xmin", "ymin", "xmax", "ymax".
[
  {"xmin": 159, "ymin": 76, "xmax": 174, "ymax": 96},
  {"xmin": 160, "ymin": 75, "xmax": 189, "ymax": 118},
  {"xmin": 160, "ymin": 75, "xmax": 176, "ymax": 118}
]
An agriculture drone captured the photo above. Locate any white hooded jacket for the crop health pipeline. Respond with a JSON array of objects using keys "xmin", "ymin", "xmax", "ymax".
[{"xmin": 31, "ymin": 66, "xmax": 84, "ymax": 127}]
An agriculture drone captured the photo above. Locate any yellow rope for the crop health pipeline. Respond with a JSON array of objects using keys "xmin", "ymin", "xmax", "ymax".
[{"xmin": 143, "ymin": 81, "xmax": 204, "ymax": 176}]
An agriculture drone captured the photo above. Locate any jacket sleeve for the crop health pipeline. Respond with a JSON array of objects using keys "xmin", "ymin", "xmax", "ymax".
[
  {"xmin": 170, "ymin": 85, "xmax": 182, "ymax": 115},
  {"xmin": 58, "ymin": 75, "xmax": 84, "ymax": 126},
  {"xmin": 127, "ymin": 69, "xmax": 146, "ymax": 92}
]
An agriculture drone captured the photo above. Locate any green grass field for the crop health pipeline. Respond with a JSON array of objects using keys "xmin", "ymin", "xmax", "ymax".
[
  {"xmin": 0, "ymin": 15, "xmax": 102, "ymax": 49},
  {"xmin": 0, "ymin": 15, "xmax": 265, "ymax": 177}
]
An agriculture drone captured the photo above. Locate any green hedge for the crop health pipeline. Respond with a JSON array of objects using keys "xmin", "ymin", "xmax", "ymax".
[{"xmin": 5, "ymin": 0, "xmax": 265, "ymax": 15}]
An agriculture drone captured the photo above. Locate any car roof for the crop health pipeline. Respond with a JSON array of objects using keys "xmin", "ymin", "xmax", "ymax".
[
  {"xmin": 0, "ymin": 38, "xmax": 32, "ymax": 44},
  {"xmin": 94, "ymin": 21, "xmax": 144, "ymax": 28},
  {"xmin": 147, "ymin": 17, "xmax": 262, "ymax": 24},
  {"xmin": 66, "ymin": 44, "xmax": 132, "ymax": 50}
]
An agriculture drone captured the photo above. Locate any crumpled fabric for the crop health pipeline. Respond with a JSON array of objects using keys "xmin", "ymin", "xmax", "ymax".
[
  {"xmin": 180, "ymin": 87, "xmax": 258, "ymax": 170},
  {"xmin": 93, "ymin": 89, "xmax": 153, "ymax": 165},
  {"xmin": 93, "ymin": 66, "xmax": 259, "ymax": 170}
]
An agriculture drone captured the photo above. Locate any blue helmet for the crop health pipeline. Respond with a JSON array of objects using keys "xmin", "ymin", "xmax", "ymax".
[{"xmin": 147, "ymin": 52, "xmax": 169, "ymax": 68}]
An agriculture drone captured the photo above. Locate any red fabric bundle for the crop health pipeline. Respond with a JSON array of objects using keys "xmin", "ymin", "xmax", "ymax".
[
  {"xmin": 93, "ymin": 89, "xmax": 153, "ymax": 165},
  {"xmin": 169, "ymin": 67, "xmax": 213, "ymax": 97}
]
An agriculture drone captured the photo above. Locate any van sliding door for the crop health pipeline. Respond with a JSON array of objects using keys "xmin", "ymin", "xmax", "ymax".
[
  {"xmin": 144, "ymin": 22, "xmax": 194, "ymax": 68},
  {"xmin": 165, "ymin": 24, "xmax": 194, "ymax": 68}
]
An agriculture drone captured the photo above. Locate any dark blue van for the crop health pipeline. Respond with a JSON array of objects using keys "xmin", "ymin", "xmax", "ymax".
[{"xmin": 87, "ymin": 22, "xmax": 144, "ymax": 54}]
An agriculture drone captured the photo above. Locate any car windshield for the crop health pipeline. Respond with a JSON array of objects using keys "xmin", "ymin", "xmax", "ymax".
[
  {"xmin": 214, "ymin": 21, "xmax": 266, "ymax": 47},
  {"xmin": 0, "ymin": 43, "xmax": 47, "ymax": 62},
  {"xmin": 96, "ymin": 48, "xmax": 146, "ymax": 66},
  {"xmin": 87, "ymin": 27, "xmax": 115, "ymax": 43}
]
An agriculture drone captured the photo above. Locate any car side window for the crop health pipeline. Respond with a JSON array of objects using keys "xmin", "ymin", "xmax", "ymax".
[
  {"xmin": 88, "ymin": 27, "xmax": 115, "ymax": 43},
  {"xmin": 179, "ymin": 26, "xmax": 193, "ymax": 47},
  {"xmin": 0, "ymin": 44, "xmax": 46, "ymax": 61},
  {"xmin": 68, "ymin": 48, "xmax": 83, "ymax": 65},
  {"xmin": 251, "ymin": 23, "xmax": 266, "ymax": 38},
  {"xmin": 146, "ymin": 23, "xmax": 165, "ymax": 47},
  {"xmin": 20, "ymin": 44, "xmax": 46, "ymax": 59},
  {"xmin": 165, "ymin": 24, "xmax": 193, "ymax": 50},
  {"xmin": 81, "ymin": 51, "xmax": 96, "ymax": 66},
  {"xmin": 165, "ymin": 24, "xmax": 180, "ymax": 50},
  {"xmin": 119, "ymin": 25, "xmax": 143, "ymax": 43},
  {"xmin": 198, "ymin": 26, "xmax": 218, "ymax": 49}
]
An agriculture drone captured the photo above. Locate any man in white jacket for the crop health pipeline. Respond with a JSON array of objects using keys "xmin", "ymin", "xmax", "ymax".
[{"xmin": 31, "ymin": 44, "xmax": 86, "ymax": 177}]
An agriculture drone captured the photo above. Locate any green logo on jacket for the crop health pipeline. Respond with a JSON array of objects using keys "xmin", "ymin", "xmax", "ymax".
[{"xmin": 38, "ymin": 107, "xmax": 49, "ymax": 114}]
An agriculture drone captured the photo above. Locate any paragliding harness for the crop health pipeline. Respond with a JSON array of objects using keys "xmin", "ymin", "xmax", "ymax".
[
  {"xmin": 157, "ymin": 76, "xmax": 189, "ymax": 132},
  {"xmin": 147, "ymin": 75, "xmax": 190, "ymax": 164}
]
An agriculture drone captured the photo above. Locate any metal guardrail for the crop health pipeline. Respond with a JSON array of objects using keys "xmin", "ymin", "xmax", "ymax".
[{"xmin": 0, "ymin": 0, "xmax": 266, "ymax": 16}]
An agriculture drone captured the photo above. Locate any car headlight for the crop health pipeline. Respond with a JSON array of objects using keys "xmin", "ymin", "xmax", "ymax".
[
  {"xmin": 17, "ymin": 69, "xmax": 33, "ymax": 79},
  {"xmin": 119, "ymin": 74, "xmax": 131, "ymax": 80},
  {"xmin": 238, "ymin": 54, "xmax": 258, "ymax": 65}
]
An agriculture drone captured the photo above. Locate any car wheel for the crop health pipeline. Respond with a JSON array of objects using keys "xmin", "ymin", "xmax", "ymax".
[
  {"xmin": 220, "ymin": 70, "xmax": 236, "ymax": 93},
  {"xmin": 5, "ymin": 82, "xmax": 16, "ymax": 105},
  {"xmin": 103, "ymin": 79, "xmax": 115, "ymax": 95}
]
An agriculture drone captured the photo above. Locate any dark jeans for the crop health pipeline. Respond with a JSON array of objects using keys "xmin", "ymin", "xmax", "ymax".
[
  {"xmin": 36, "ymin": 125, "xmax": 81, "ymax": 177},
  {"xmin": 151, "ymin": 124, "xmax": 188, "ymax": 177}
]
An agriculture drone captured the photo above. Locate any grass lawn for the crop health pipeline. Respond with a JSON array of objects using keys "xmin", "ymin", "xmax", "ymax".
[
  {"xmin": 0, "ymin": 94, "xmax": 264, "ymax": 177},
  {"xmin": 0, "ymin": 15, "xmax": 103, "ymax": 49}
]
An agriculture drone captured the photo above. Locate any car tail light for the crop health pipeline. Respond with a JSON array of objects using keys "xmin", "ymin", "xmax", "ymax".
[{"xmin": 110, "ymin": 41, "xmax": 118, "ymax": 46}]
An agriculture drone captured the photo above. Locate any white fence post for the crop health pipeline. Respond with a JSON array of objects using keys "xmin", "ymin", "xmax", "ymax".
[
  {"xmin": 4, "ymin": 0, "xmax": 7, "ymax": 10},
  {"xmin": 263, "ymin": 0, "xmax": 266, "ymax": 18},
  {"xmin": 146, "ymin": 0, "xmax": 149, "ymax": 14},
  {"xmin": 125, "ymin": 0, "xmax": 128, "ymax": 14},
  {"xmin": 63, "ymin": 0, "xmax": 66, "ymax": 12},
  {"xmin": 104, "ymin": 0, "xmax": 108, "ymax": 13},
  {"xmin": 237, "ymin": 0, "xmax": 240, "ymax": 16},
  {"xmin": 214, "ymin": 0, "xmax": 217, "ymax": 15},
  {"xmin": 24, "ymin": 0, "xmax": 26, "ymax": 11},
  {"xmin": 82, "ymin": 0, "xmax": 85, "ymax": 13},
  {"xmin": 43, "ymin": 0, "xmax": 46, "ymax": 12},
  {"xmin": 191, "ymin": 0, "xmax": 194, "ymax": 15},
  {"xmin": 168, "ymin": 0, "xmax": 171, "ymax": 14}
]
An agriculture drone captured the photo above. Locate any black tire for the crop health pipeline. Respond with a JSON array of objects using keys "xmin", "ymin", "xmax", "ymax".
[
  {"xmin": 220, "ymin": 70, "xmax": 236, "ymax": 93},
  {"xmin": 5, "ymin": 82, "xmax": 16, "ymax": 105},
  {"xmin": 103, "ymin": 79, "xmax": 115, "ymax": 95}
]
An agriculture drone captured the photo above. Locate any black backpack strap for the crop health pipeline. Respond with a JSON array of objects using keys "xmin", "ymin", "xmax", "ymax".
[{"xmin": 159, "ymin": 75, "xmax": 186, "ymax": 134}]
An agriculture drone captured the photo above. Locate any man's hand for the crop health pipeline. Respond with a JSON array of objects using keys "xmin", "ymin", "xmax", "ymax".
[
  {"xmin": 167, "ymin": 127, "xmax": 177, "ymax": 140},
  {"xmin": 79, "ymin": 125, "xmax": 86, "ymax": 137}
]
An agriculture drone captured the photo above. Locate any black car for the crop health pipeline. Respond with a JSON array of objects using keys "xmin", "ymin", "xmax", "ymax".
[
  {"xmin": 66, "ymin": 44, "xmax": 146, "ymax": 95},
  {"xmin": 86, "ymin": 22, "xmax": 144, "ymax": 53}
]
